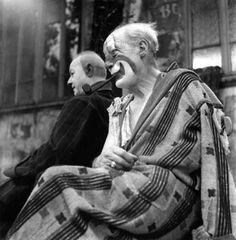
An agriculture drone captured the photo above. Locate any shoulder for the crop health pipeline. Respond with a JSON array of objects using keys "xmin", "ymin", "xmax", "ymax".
[
  {"xmin": 167, "ymin": 68, "xmax": 202, "ymax": 92},
  {"xmin": 64, "ymin": 93, "xmax": 108, "ymax": 105},
  {"xmin": 63, "ymin": 91, "xmax": 113, "ymax": 112},
  {"xmin": 60, "ymin": 96, "xmax": 91, "ymax": 115},
  {"xmin": 177, "ymin": 71, "xmax": 222, "ymax": 108},
  {"xmin": 165, "ymin": 62, "xmax": 200, "ymax": 82},
  {"xmin": 88, "ymin": 90, "xmax": 113, "ymax": 111},
  {"xmin": 64, "ymin": 95, "xmax": 89, "ymax": 107},
  {"xmin": 171, "ymin": 68, "xmax": 201, "ymax": 81}
]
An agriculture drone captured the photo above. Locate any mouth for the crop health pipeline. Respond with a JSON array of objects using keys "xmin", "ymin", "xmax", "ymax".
[
  {"xmin": 114, "ymin": 55, "xmax": 136, "ymax": 74},
  {"xmin": 114, "ymin": 62, "xmax": 125, "ymax": 81}
]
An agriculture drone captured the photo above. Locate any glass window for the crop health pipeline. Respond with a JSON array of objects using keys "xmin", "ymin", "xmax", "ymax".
[
  {"xmin": 228, "ymin": 0, "xmax": 236, "ymax": 42},
  {"xmin": 228, "ymin": 0, "xmax": 236, "ymax": 72},
  {"xmin": 191, "ymin": 0, "xmax": 221, "ymax": 69},
  {"xmin": 64, "ymin": 0, "xmax": 82, "ymax": 96},
  {"xmin": 1, "ymin": 1, "xmax": 20, "ymax": 106},
  {"xmin": 65, "ymin": 0, "xmax": 81, "ymax": 61},
  {"xmin": 18, "ymin": 11, "xmax": 36, "ymax": 104},
  {"xmin": 90, "ymin": 0, "xmax": 124, "ymax": 97},
  {"xmin": 42, "ymin": 0, "xmax": 62, "ymax": 101},
  {"xmin": 192, "ymin": 0, "xmax": 220, "ymax": 48},
  {"xmin": 193, "ymin": 47, "xmax": 222, "ymax": 69},
  {"xmin": 0, "ymin": 0, "xmax": 124, "ymax": 108},
  {"xmin": 0, "ymin": 0, "xmax": 37, "ymax": 106},
  {"xmin": 231, "ymin": 43, "xmax": 236, "ymax": 72}
]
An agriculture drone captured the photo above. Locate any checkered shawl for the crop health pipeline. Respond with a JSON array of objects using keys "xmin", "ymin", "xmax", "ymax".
[{"xmin": 7, "ymin": 70, "xmax": 236, "ymax": 240}]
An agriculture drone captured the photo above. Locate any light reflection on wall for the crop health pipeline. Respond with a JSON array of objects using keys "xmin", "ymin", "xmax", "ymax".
[
  {"xmin": 232, "ymin": 44, "xmax": 236, "ymax": 72},
  {"xmin": 2, "ymin": 0, "xmax": 33, "ymax": 11},
  {"xmin": 193, "ymin": 47, "xmax": 222, "ymax": 69},
  {"xmin": 229, "ymin": 0, "xmax": 236, "ymax": 73}
]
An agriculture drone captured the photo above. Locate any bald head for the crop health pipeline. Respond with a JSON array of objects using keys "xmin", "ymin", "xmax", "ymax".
[
  {"xmin": 73, "ymin": 51, "xmax": 107, "ymax": 80},
  {"xmin": 68, "ymin": 51, "xmax": 107, "ymax": 96}
]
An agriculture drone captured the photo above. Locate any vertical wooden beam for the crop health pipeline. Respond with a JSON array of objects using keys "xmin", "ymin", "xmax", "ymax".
[
  {"xmin": 0, "ymin": 0, "xmax": 4, "ymax": 105},
  {"xmin": 15, "ymin": 14, "xmax": 24, "ymax": 104},
  {"xmin": 33, "ymin": 0, "xmax": 45, "ymax": 102},
  {"xmin": 218, "ymin": 0, "xmax": 231, "ymax": 74},
  {"xmin": 80, "ymin": 0, "xmax": 88, "ymax": 51},
  {"xmin": 58, "ymin": 0, "xmax": 66, "ymax": 98},
  {"xmin": 183, "ymin": 0, "xmax": 192, "ymax": 68}
]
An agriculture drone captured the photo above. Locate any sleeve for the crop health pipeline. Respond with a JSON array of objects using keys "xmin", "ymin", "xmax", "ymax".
[
  {"xmin": 50, "ymin": 97, "xmax": 108, "ymax": 167},
  {"xmin": 13, "ymin": 97, "xmax": 108, "ymax": 178}
]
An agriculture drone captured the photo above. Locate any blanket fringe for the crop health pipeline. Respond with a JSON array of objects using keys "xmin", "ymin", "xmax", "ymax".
[{"xmin": 192, "ymin": 226, "xmax": 236, "ymax": 240}]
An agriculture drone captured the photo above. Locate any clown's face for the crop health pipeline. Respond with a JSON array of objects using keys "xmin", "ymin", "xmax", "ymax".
[{"xmin": 104, "ymin": 32, "xmax": 143, "ymax": 90}]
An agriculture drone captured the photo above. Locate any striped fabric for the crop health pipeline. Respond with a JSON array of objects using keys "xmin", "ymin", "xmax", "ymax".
[
  {"xmin": 7, "ymin": 69, "xmax": 236, "ymax": 240},
  {"xmin": 200, "ymin": 103, "xmax": 236, "ymax": 239},
  {"xmin": 0, "ymin": 84, "xmax": 113, "ymax": 237}
]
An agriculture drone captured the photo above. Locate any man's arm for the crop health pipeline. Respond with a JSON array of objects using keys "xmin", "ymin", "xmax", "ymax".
[
  {"xmin": 50, "ymin": 96, "xmax": 109, "ymax": 167},
  {"xmin": 4, "ymin": 97, "xmax": 109, "ymax": 179}
]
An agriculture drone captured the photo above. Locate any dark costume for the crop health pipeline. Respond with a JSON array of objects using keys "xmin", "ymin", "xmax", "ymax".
[{"xmin": 0, "ymin": 82, "xmax": 113, "ymax": 237}]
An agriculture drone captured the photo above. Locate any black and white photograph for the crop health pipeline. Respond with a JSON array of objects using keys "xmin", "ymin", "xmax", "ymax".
[{"xmin": 0, "ymin": 0, "xmax": 235, "ymax": 239}]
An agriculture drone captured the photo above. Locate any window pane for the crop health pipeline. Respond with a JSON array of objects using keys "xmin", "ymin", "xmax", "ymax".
[
  {"xmin": 42, "ymin": 0, "xmax": 61, "ymax": 101},
  {"xmin": 90, "ymin": 0, "xmax": 124, "ymax": 97},
  {"xmin": 231, "ymin": 43, "xmax": 236, "ymax": 72},
  {"xmin": 193, "ymin": 47, "xmax": 222, "ymax": 69},
  {"xmin": 2, "ymin": 85, "xmax": 15, "ymax": 106},
  {"xmin": 1, "ymin": 2, "xmax": 20, "ymax": 106},
  {"xmin": 228, "ymin": 0, "xmax": 236, "ymax": 42},
  {"xmin": 192, "ymin": 0, "xmax": 220, "ymax": 48},
  {"xmin": 18, "ymin": 82, "xmax": 34, "ymax": 103},
  {"xmin": 90, "ymin": 0, "xmax": 124, "ymax": 57},
  {"xmin": 135, "ymin": 0, "xmax": 185, "ymax": 69},
  {"xmin": 65, "ymin": 0, "xmax": 81, "ymax": 60},
  {"xmin": 64, "ymin": 0, "xmax": 82, "ymax": 96},
  {"xmin": 18, "ymin": 10, "xmax": 36, "ymax": 104}
]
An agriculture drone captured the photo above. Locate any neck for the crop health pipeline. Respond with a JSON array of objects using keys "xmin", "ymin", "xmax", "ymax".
[
  {"xmin": 127, "ymin": 66, "xmax": 161, "ymax": 129},
  {"xmin": 91, "ymin": 78, "xmax": 112, "ymax": 92},
  {"xmin": 129, "ymin": 66, "xmax": 161, "ymax": 101},
  {"xmin": 92, "ymin": 76, "xmax": 106, "ymax": 84}
]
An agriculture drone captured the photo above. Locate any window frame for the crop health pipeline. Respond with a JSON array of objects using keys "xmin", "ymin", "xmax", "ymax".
[
  {"xmin": 0, "ymin": 0, "xmax": 85, "ymax": 111},
  {"xmin": 35, "ymin": 0, "xmax": 67, "ymax": 102},
  {"xmin": 0, "ymin": 0, "xmax": 123, "ymax": 111},
  {"xmin": 186, "ymin": 0, "xmax": 235, "ymax": 76}
]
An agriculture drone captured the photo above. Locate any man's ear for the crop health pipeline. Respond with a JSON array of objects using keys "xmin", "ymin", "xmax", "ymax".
[
  {"xmin": 85, "ymin": 64, "xmax": 94, "ymax": 78},
  {"xmin": 139, "ymin": 40, "xmax": 148, "ymax": 58}
]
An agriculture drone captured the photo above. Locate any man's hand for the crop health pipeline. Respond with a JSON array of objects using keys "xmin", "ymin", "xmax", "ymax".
[{"xmin": 93, "ymin": 146, "xmax": 138, "ymax": 170}]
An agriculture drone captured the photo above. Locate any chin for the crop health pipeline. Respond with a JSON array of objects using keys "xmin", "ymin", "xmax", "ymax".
[
  {"xmin": 74, "ymin": 90, "xmax": 79, "ymax": 96},
  {"xmin": 115, "ymin": 80, "xmax": 128, "ymax": 90},
  {"xmin": 115, "ymin": 80, "xmax": 123, "ymax": 89},
  {"xmin": 115, "ymin": 77, "xmax": 135, "ymax": 90}
]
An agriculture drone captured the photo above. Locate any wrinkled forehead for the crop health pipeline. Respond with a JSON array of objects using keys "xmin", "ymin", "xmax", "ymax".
[
  {"xmin": 104, "ymin": 32, "xmax": 133, "ymax": 60},
  {"xmin": 103, "ymin": 34, "xmax": 117, "ymax": 60},
  {"xmin": 104, "ymin": 34, "xmax": 116, "ymax": 52}
]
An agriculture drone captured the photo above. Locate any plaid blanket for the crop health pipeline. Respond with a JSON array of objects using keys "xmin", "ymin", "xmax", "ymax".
[{"xmin": 7, "ymin": 70, "xmax": 236, "ymax": 240}]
